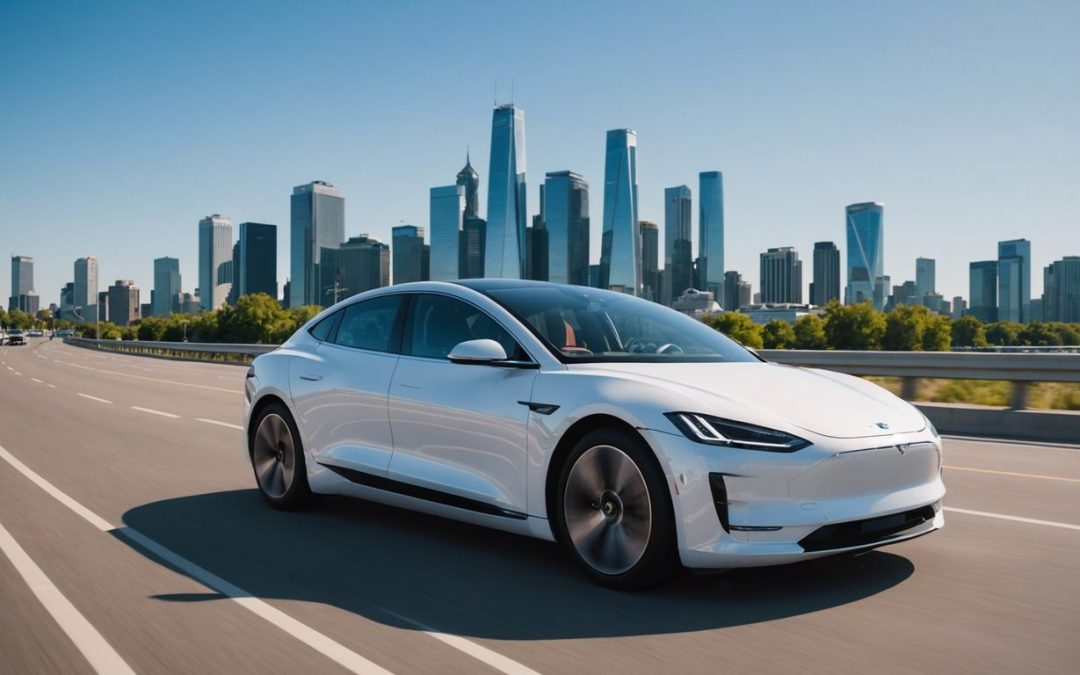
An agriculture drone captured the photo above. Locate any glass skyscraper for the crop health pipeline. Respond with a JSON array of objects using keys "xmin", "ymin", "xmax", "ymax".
[
  {"xmin": 332, "ymin": 235, "xmax": 389, "ymax": 298},
  {"xmin": 698, "ymin": 171, "xmax": 724, "ymax": 298},
  {"xmin": 290, "ymin": 181, "xmax": 345, "ymax": 308},
  {"xmin": 238, "ymin": 223, "xmax": 277, "ymax": 300},
  {"xmin": 152, "ymin": 256, "xmax": 180, "ymax": 317},
  {"xmin": 599, "ymin": 129, "xmax": 640, "ymax": 295},
  {"xmin": 969, "ymin": 260, "xmax": 998, "ymax": 322},
  {"xmin": 392, "ymin": 225, "xmax": 428, "ymax": 284},
  {"xmin": 73, "ymin": 256, "xmax": 98, "ymax": 322},
  {"xmin": 485, "ymin": 104, "xmax": 526, "ymax": 278},
  {"xmin": 430, "ymin": 185, "xmax": 464, "ymax": 281},
  {"xmin": 1042, "ymin": 256, "xmax": 1080, "ymax": 323},
  {"xmin": 760, "ymin": 247, "xmax": 803, "ymax": 303},
  {"xmin": 8, "ymin": 255, "xmax": 38, "ymax": 313},
  {"xmin": 664, "ymin": 185, "xmax": 693, "ymax": 304},
  {"xmin": 640, "ymin": 221, "xmax": 659, "ymax": 302},
  {"xmin": 543, "ymin": 171, "xmax": 589, "ymax": 286},
  {"xmin": 997, "ymin": 238, "xmax": 1031, "ymax": 323},
  {"xmin": 915, "ymin": 257, "xmax": 936, "ymax": 302},
  {"xmin": 810, "ymin": 242, "xmax": 840, "ymax": 306},
  {"xmin": 198, "ymin": 214, "xmax": 233, "ymax": 311},
  {"xmin": 844, "ymin": 202, "xmax": 885, "ymax": 308}
]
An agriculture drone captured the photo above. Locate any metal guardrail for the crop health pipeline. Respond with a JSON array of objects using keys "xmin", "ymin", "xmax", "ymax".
[{"xmin": 64, "ymin": 337, "xmax": 276, "ymax": 364}]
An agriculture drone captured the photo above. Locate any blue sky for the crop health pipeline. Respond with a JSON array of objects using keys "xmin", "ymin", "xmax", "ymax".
[{"xmin": 2, "ymin": 0, "xmax": 1078, "ymax": 306}]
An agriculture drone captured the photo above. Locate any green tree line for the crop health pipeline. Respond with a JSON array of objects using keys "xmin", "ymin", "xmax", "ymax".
[{"xmin": 703, "ymin": 301, "xmax": 1080, "ymax": 351}]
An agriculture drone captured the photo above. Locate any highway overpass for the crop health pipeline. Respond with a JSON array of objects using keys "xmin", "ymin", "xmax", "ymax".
[{"xmin": 0, "ymin": 339, "xmax": 1077, "ymax": 673}]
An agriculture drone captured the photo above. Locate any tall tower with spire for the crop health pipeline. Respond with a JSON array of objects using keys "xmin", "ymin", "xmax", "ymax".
[{"xmin": 456, "ymin": 150, "xmax": 480, "ymax": 219}]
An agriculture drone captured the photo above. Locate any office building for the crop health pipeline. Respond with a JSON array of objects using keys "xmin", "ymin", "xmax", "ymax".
[
  {"xmin": 997, "ymin": 239, "xmax": 1031, "ymax": 323},
  {"xmin": 290, "ymin": 181, "xmax": 345, "ymax": 307},
  {"xmin": 544, "ymin": 171, "xmax": 589, "ymax": 285},
  {"xmin": 460, "ymin": 217, "xmax": 486, "ymax": 279},
  {"xmin": 723, "ymin": 270, "xmax": 752, "ymax": 311},
  {"xmin": 330, "ymin": 235, "xmax": 389, "ymax": 299},
  {"xmin": 237, "ymin": 222, "xmax": 277, "ymax": 299},
  {"xmin": 640, "ymin": 221, "xmax": 659, "ymax": 302},
  {"xmin": 698, "ymin": 171, "xmax": 724, "ymax": 298},
  {"xmin": 73, "ymin": 256, "xmax": 98, "ymax": 323},
  {"xmin": 952, "ymin": 296, "xmax": 967, "ymax": 319},
  {"xmin": 9, "ymin": 255, "xmax": 38, "ymax": 313},
  {"xmin": 599, "ymin": 129, "xmax": 640, "ymax": 294},
  {"xmin": 392, "ymin": 225, "xmax": 429, "ymax": 284},
  {"xmin": 663, "ymin": 185, "xmax": 693, "ymax": 305},
  {"xmin": 844, "ymin": 202, "xmax": 885, "ymax": 308},
  {"xmin": 589, "ymin": 264, "xmax": 601, "ymax": 289},
  {"xmin": 485, "ymin": 104, "xmax": 527, "ymax": 278},
  {"xmin": 430, "ymin": 185, "xmax": 465, "ymax": 281},
  {"xmin": 107, "ymin": 279, "xmax": 139, "ymax": 326},
  {"xmin": 198, "ymin": 214, "xmax": 233, "ymax": 311},
  {"xmin": 1042, "ymin": 256, "xmax": 1080, "ymax": 323},
  {"xmin": 969, "ymin": 261, "xmax": 998, "ymax": 322},
  {"xmin": 672, "ymin": 288, "xmax": 720, "ymax": 316},
  {"xmin": 59, "ymin": 282, "xmax": 75, "ymax": 320},
  {"xmin": 457, "ymin": 151, "xmax": 480, "ymax": 219},
  {"xmin": 810, "ymin": 241, "xmax": 840, "ymax": 306},
  {"xmin": 760, "ymin": 247, "xmax": 803, "ymax": 303},
  {"xmin": 916, "ymin": 257, "xmax": 936, "ymax": 302},
  {"xmin": 153, "ymin": 257, "xmax": 181, "ymax": 317},
  {"xmin": 525, "ymin": 216, "xmax": 548, "ymax": 281},
  {"xmin": 889, "ymin": 280, "xmax": 919, "ymax": 309}
]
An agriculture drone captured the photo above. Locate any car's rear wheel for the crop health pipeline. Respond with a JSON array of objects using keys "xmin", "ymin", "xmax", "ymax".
[
  {"xmin": 249, "ymin": 402, "xmax": 313, "ymax": 510},
  {"xmin": 555, "ymin": 427, "xmax": 678, "ymax": 589}
]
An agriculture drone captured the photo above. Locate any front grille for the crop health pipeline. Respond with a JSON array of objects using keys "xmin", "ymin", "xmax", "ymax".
[
  {"xmin": 798, "ymin": 505, "xmax": 936, "ymax": 552},
  {"xmin": 708, "ymin": 473, "xmax": 730, "ymax": 532}
]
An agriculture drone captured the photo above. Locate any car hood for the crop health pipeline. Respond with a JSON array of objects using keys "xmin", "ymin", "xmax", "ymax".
[{"xmin": 575, "ymin": 361, "xmax": 925, "ymax": 439}]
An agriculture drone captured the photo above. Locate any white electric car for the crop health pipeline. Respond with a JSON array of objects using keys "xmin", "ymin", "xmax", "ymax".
[{"xmin": 244, "ymin": 280, "xmax": 944, "ymax": 588}]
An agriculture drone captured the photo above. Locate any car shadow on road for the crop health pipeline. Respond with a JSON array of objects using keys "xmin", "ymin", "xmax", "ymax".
[{"xmin": 119, "ymin": 489, "xmax": 915, "ymax": 640}]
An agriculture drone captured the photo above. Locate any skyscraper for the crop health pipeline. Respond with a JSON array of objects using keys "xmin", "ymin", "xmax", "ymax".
[
  {"xmin": 845, "ymin": 202, "xmax": 885, "ymax": 308},
  {"xmin": 237, "ymin": 223, "xmax": 277, "ymax": 300},
  {"xmin": 663, "ymin": 185, "xmax": 693, "ymax": 304},
  {"xmin": 198, "ymin": 214, "xmax": 233, "ymax": 311},
  {"xmin": 430, "ymin": 185, "xmax": 465, "ymax": 281},
  {"xmin": 723, "ymin": 270, "xmax": 751, "ymax": 311},
  {"xmin": 153, "ymin": 257, "xmax": 180, "ymax": 317},
  {"xmin": 459, "ymin": 152, "xmax": 486, "ymax": 279},
  {"xmin": 969, "ymin": 260, "xmax": 998, "ymax": 322},
  {"xmin": 73, "ymin": 256, "xmax": 98, "ymax": 323},
  {"xmin": 542, "ymin": 171, "xmax": 590, "ymax": 286},
  {"xmin": 760, "ymin": 247, "xmax": 803, "ymax": 303},
  {"xmin": 456, "ymin": 151, "xmax": 480, "ymax": 219},
  {"xmin": 997, "ymin": 239, "xmax": 1031, "ymax": 323},
  {"xmin": 8, "ymin": 255, "xmax": 38, "ymax": 313},
  {"xmin": 107, "ymin": 279, "xmax": 139, "ymax": 326},
  {"xmin": 640, "ymin": 221, "xmax": 659, "ymax": 302},
  {"xmin": 332, "ymin": 235, "xmax": 390, "ymax": 298},
  {"xmin": 810, "ymin": 242, "xmax": 840, "ymax": 306},
  {"xmin": 599, "ymin": 129, "xmax": 640, "ymax": 295},
  {"xmin": 916, "ymin": 257, "xmax": 936, "ymax": 303},
  {"xmin": 698, "ymin": 171, "xmax": 724, "ymax": 298},
  {"xmin": 392, "ymin": 225, "xmax": 429, "ymax": 284},
  {"xmin": 1042, "ymin": 256, "xmax": 1080, "ymax": 323},
  {"xmin": 485, "ymin": 104, "xmax": 527, "ymax": 278},
  {"xmin": 290, "ymin": 180, "xmax": 345, "ymax": 307}
]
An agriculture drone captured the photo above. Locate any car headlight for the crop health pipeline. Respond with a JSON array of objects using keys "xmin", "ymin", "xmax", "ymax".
[
  {"xmin": 664, "ymin": 412, "xmax": 811, "ymax": 452},
  {"xmin": 919, "ymin": 410, "xmax": 940, "ymax": 439}
]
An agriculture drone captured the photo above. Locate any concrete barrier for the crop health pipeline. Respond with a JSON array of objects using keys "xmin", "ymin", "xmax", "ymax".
[{"xmin": 917, "ymin": 402, "xmax": 1079, "ymax": 445}]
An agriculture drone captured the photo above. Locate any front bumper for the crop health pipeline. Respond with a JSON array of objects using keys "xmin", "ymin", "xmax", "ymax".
[{"xmin": 642, "ymin": 427, "xmax": 946, "ymax": 569}]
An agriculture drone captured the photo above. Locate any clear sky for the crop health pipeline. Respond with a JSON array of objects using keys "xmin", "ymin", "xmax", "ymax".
[{"xmin": 2, "ymin": 0, "xmax": 1077, "ymax": 307}]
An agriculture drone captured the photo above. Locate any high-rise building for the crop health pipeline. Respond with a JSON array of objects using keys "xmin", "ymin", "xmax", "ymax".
[
  {"xmin": 952, "ymin": 296, "xmax": 967, "ymax": 319},
  {"xmin": 969, "ymin": 260, "xmax": 998, "ymax": 322},
  {"xmin": 107, "ymin": 279, "xmax": 139, "ymax": 326},
  {"xmin": 698, "ymin": 171, "xmax": 724, "ymax": 298},
  {"xmin": 760, "ymin": 247, "xmax": 803, "ymax": 303},
  {"xmin": 663, "ymin": 185, "xmax": 693, "ymax": 304},
  {"xmin": 844, "ymin": 202, "xmax": 885, "ymax": 308},
  {"xmin": 290, "ymin": 181, "xmax": 345, "ymax": 307},
  {"xmin": 330, "ymin": 235, "xmax": 389, "ymax": 299},
  {"xmin": 599, "ymin": 129, "xmax": 640, "ymax": 294},
  {"xmin": 237, "ymin": 222, "xmax": 277, "ymax": 300},
  {"xmin": 198, "ymin": 214, "xmax": 233, "ymax": 311},
  {"xmin": 485, "ymin": 104, "xmax": 527, "ymax": 278},
  {"xmin": 430, "ymin": 185, "xmax": 465, "ymax": 281},
  {"xmin": 810, "ymin": 241, "xmax": 840, "ymax": 306},
  {"xmin": 723, "ymin": 270, "xmax": 751, "ymax": 311},
  {"xmin": 8, "ymin": 255, "xmax": 38, "ymax": 313},
  {"xmin": 525, "ymin": 216, "xmax": 549, "ymax": 281},
  {"xmin": 392, "ymin": 225, "xmax": 428, "ymax": 284},
  {"xmin": 543, "ymin": 171, "xmax": 589, "ymax": 286},
  {"xmin": 916, "ymin": 257, "xmax": 936, "ymax": 303},
  {"xmin": 997, "ymin": 239, "xmax": 1031, "ymax": 323},
  {"xmin": 456, "ymin": 151, "xmax": 480, "ymax": 219},
  {"xmin": 153, "ymin": 257, "xmax": 181, "ymax": 317},
  {"xmin": 460, "ymin": 217, "xmax": 485, "ymax": 279},
  {"xmin": 73, "ymin": 256, "xmax": 98, "ymax": 323},
  {"xmin": 640, "ymin": 221, "xmax": 659, "ymax": 302},
  {"xmin": 1042, "ymin": 256, "xmax": 1080, "ymax": 323},
  {"xmin": 889, "ymin": 280, "xmax": 919, "ymax": 309},
  {"xmin": 59, "ymin": 282, "xmax": 75, "ymax": 320}
]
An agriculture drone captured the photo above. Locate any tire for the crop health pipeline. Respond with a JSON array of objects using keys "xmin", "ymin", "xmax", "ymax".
[
  {"xmin": 248, "ymin": 401, "xmax": 314, "ymax": 510},
  {"xmin": 554, "ymin": 427, "xmax": 679, "ymax": 590}
]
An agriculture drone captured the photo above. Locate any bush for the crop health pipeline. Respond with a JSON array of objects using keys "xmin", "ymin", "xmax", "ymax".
[
  {"xmin": 794, "ymin": 314, "xmax": 828, "ymax": 349},
  {"xmin": 762, "ymin": 320, "xmax": 796, "ymax": 349}
]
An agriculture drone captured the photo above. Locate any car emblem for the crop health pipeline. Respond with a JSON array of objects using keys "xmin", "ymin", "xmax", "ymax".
[{"xmin": 875, "ymin": 422, "xmax": 890, "ymax": 430}]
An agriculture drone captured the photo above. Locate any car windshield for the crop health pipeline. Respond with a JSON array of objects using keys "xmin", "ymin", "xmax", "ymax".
[{"xmin": 484, "ymin": 285, "xmax": 759, "ymax": 363}]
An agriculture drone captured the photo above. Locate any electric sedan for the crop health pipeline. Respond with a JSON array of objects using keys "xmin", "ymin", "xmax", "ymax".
[{"xmin": 244, "ymin": 280, "xmax": 944, "ymax": 589}]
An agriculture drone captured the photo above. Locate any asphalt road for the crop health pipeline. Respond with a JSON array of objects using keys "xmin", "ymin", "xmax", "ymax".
[{"xmin": 0, "ymin": 339, "xmax": 1077, "ymax": 674}]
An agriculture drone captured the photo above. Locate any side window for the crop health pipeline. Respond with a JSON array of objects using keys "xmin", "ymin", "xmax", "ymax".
[
  {"xmin": 308, "ymin": 310, "xmax": 341, "ymax": 342},
  {"xmin": 333, "ymin": 295, "xmax": 404, "ymax": 353},
  {"xmin": 406, "ymin": 294, "xmax": 526, "ymax": 361}
]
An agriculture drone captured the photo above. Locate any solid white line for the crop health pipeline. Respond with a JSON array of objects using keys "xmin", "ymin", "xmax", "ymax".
[
  {"xmin": 77, "ymin": 393, "xmax": 112, "ymax": 405},
  {"xmin": 944, "ymin": 507, "xmax": 1080, "ymax": 531},
  {"xmin": 47, "ymin": 384, "xmax": 57, "ymax": 389},
  {"xmin": 13, "ymin": 371, "xmax": 21, "ymax": 376},
  {"xmin": 0, "ymin": 443, "xmax": 392, "ymax": 674},
  {"xmin": 195, "ymin": 418, "xmax": 244, "ymax": 430},
  {"xmin": 381, "ymin": 609, "xmax": 541, "ymax": 675},
  {"xmin": 130, "ymin": 406, "xmax": 179, "ymax": 419},
  {"xmin": 0, "ymin": 520, "xmax": 136, "ymax": 674},
  {"xmin": 30, "ymin": 377, "xmax": 44, "ymax": 384},
  {"xmin": 6, "ymin": 366, "xmax": 13, "ymax": 371}
]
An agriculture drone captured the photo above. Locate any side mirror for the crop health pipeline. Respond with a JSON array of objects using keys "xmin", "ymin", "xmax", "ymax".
[{"xmin": 448, "ymin": 338, "xmax": 509, "ymax": 364}]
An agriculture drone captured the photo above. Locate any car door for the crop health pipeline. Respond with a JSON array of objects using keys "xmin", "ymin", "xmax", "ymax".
[
  {"xmin": 388, "ymin": 293, "xmax": 537, "ymax": 516},
  {"xmin": 289, "ymin": 294, "xmax": 406, "ymax": 475}
]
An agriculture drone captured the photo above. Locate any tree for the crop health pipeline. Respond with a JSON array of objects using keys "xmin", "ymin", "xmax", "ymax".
[
  {"xmin": 794, "ymin": 314, "xmax": 828, "ymax": 350},
  {"xmin": 703, "ymin": 312, "xmax": 764, "ymax": 349},
  {"xmin": 762, "ymin": 320, "xmax": 796, "ymax": 349},
  {"xmin": 823, "ymin": 300, "xmax": 885, "ymax": 350},
  {"xmin": 951, "ymin": 315, "xmax": 987, "ymax": 348},
  {"xmin": 137, "ymin": 316, "xmax": 168, "ymax": 341},
  {"xmin": 985, "ymin": 321, "xmax": 1023, "ymax": 346},
  {"xmin": 883, "ymin": 305, "xmax": 928, "ymax": 351},
  {"xmin": 1048, "ymin": 322, "xmax": 1080, "ymax": 346},
  {"xmin": 922, "ymin": 314, "xmax": 952, "ymax": 351},
  {"xmin": 1019, "ymin": 321, "xmax": 1064, "ymax": 347},
  {"xmin": 218, "ymin": 293, "xmax": 293, "ymax": 343},
  {"xmin": 6, "ymin": 309, "xmax": 33, "ymax": 330}
]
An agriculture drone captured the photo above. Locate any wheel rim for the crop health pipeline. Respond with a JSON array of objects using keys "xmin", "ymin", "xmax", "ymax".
[
  {"xmin": 563, "ymin": 444, "xmax": 652, "ymax": 575},
  {"xmin": 252, "ymin": 413, "xmax": 296, "ymax": 499}
]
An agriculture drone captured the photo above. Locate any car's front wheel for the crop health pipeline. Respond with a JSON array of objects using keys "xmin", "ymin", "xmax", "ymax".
[
  {"xmin": 555, "ymin": 427, "xmax": 678, "ymax": 589},
  {"xmin": 249, "ymin": 402, "xmax": 313, "ymax": 510}
]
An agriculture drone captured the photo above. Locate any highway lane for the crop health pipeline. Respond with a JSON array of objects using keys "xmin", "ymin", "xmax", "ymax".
[{"xmin": 0, "ymin": 339, "xmax": 1077, "ymax": 674}]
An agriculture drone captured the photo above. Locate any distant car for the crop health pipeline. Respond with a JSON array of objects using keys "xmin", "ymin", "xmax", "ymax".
[
  {"xmin": 55, "ymin": 328, "xmax": 76, "ymax": 338},
  {"xmin": 6, "ymin": 330, "xmax": 26, "ymax": 345},
  {"xmin": 27, "ymin": 329, "xmax": 44, "ymax": 338}
]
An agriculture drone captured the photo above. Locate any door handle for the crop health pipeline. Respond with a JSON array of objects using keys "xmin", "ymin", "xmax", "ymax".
[{"xmin": 299, "ymin": 374, "xmax": 323, "ymax": 382}]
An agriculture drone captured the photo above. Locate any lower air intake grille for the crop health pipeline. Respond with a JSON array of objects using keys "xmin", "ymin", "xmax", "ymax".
[
  {"xmin": 798, "ymin": 505, "xmax": 936, "ymax": 552},
  {"xmin": 708, "ymin": 473, "xmax": 730, "ymax": 532}
]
